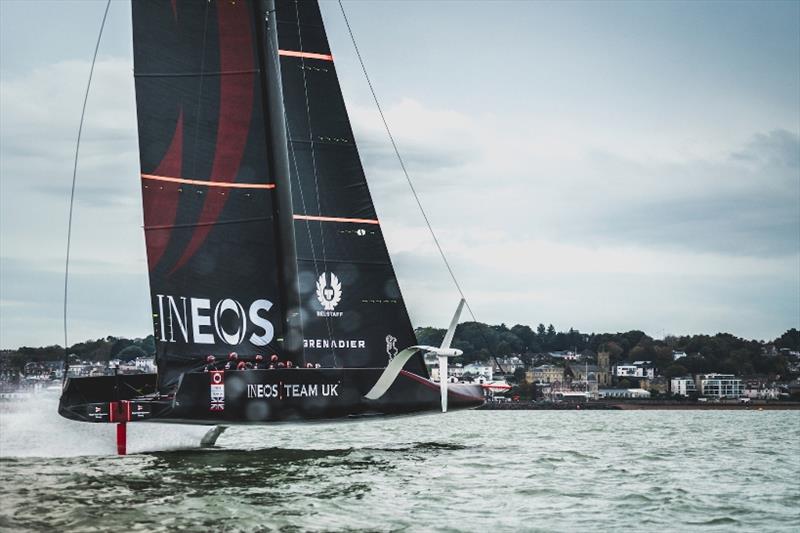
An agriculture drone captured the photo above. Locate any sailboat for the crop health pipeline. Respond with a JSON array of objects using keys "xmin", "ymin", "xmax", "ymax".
[{"xmin": 58, "ymin": 0, "xmax": 484, "ymax": 448}]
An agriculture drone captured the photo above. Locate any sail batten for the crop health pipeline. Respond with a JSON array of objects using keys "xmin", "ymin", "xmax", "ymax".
[
  {"xmin": 142, "ymin": 174, "xmax": 277, "ymax": 189},
  {"xmin": 293, "ymin": 214, "xmax": 380, "ymax": 225},
  {"xmin": 278, "ymin": 50, "xmax": 333, "ymax": 61}
]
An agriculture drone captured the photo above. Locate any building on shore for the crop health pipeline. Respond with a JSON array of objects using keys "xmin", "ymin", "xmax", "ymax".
[
  {"xmin": 526, "ymin": 364, "xmax": 564, "ymax": 384},
  {"xmin": 597, "ymin": 388, "xmax": 651, "ymax": 399},
  {"xmin": 697, "ymin": 374, "xmax": 743, "ymax": 399},
  {"xmin": 613, "ymin": 361, "xmax": 655, "ymax": 380},
  {"xmin": 569, "ymin": 364, "xmax": 598, "ymax": 383},
  {"xmin": 743, "ymin": 379, "xmax": 780, "ymax": 400},
  {"xmin": 596, "ymin": 351, "xmax": 612, "ymax": 387},
  {"xmin": 462, "ymin": 363, "xmax": 493, "ymax": 381},
  {"xmin": 670, "ymin": 376, "xmax": 697, "ymax": 397},
  {"xmin": 492, "ymin": 357, "xmax": 523, "ymax": 374}
]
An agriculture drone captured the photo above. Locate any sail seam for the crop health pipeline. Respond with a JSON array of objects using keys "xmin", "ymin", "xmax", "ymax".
[
  {"xmin": 134, "ymin": 69, "xmax": 258, "ymax": 77},
  {"xmin": 145, "ymin": 216, "xmax": 273, "ymax": 231},
  {"xmin": 289, "ymin": 138, "xmax": 352, "ymax": 147},
  {"xmin": 297, "ymin": 258, "xmax": 391, "ymax": 266},
  {"xmin": 141, "ymin": 173, "xmax": 275, "ymax": 189}
]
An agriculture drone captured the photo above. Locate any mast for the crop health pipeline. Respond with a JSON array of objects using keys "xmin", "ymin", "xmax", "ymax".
[{"xmin": 253, "ymin": 0, "xmax": 303, "ymax": 362}]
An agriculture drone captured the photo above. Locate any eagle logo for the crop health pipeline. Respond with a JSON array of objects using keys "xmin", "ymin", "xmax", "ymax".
[
  {"xmin": 385, "ymin": 335, "xmax": 398, "ymax": 360},
  {"xmin": 316, "ymin": 272, "xmax": 342, "ymax": 311}
]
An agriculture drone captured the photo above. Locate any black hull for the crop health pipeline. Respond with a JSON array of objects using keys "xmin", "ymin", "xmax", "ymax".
[{"xmin": 58, "ymin": 369, "xmax": 484, "ymax": 425}]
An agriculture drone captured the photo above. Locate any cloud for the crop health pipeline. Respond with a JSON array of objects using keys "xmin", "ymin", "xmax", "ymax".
[
  {"xmin": 352, "ymin": 98, "xmax": 799, "ymax": 258},
  {"xmin": 1, "ymin": 45, "xmax": 797, "ymax": 348},
  {"xmin": 0, "ymin": 256, "xmax": 151, "ymax": 348}
]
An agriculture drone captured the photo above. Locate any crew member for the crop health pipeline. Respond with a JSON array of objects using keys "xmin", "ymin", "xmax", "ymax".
[
  {"xmin": 224, "ymin": 352, "xmax": 238, "ymax": 370},
  {"xmin": 203, "ymin": 355, "xmax": 216, "ymax": 372},
  {"xmin": 253, "ymin": 354, "xmax": 265, "ymax": 369}
]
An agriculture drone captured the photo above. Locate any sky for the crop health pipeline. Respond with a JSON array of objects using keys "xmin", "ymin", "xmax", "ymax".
[{"xmin": 0, "ymin": 0, "xmax": 798, "ymax": 349}]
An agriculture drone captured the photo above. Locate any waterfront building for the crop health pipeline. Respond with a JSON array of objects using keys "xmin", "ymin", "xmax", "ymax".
[
  {"xmin": 492, "ymin": 356, "xmax": 523, "ymax": 374},
  {"xmin": 613, "ymin": 361, "xmax": 655, "ymax": 379},
  {"xmin": 672, "ymin": 350, "xmax": 687, "ymax": 360},
  {"xmin": 528, "ymin": 364, "xmax": 564, "ymax": 384},
  {"xmin": 553, "ymin": 391, "xmax": 588, "ymax": 403},
  {"xmin": 670, "ymin": 376, "xmax": 697, "ymax": 397},
  {"xmin": 570, "ymin": 364, "xmax": 598, "ymax": 383},
  {"xmin": 134, "ymin": 357, "xmax": 157, "ymax": 373},
  {"xmin": 462, "ymin": 363, "xmax": 493, "ymax": 381},
  {"xmin": 597, "ymin": 388, "xmax": 651, "ymax": 399},
  {"xmin": 596, "ymin": 351, "xmax": 612, "ymax": 387},
  {"xmin": 743, "ymin": 380, "xmax": 780, "ymax": 400},
  {"xmin": 698, "ymin": 374, "xmax": 743, "ymax": 399},
  {"xmin": 430, "ymin": 363, "xmax": 467, "ymax": 382}
]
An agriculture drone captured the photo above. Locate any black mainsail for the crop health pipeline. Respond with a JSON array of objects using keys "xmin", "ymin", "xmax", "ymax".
[
  {"xmin": 59, "ymin": 0, "xmax": 481, "ymax": 435},
  {"xmin": 275, "ymin": 0, "xmax": 425, "ymax": 374},
  {"xmin": 132, "ymin": 0, "xmax": 424, "ymax": 388},
  {"xmin": 133, "ymin": 0, "xmax": 287, "ymax": 389}
]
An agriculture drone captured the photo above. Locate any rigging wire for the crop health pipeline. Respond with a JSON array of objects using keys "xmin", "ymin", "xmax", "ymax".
[
  {"xmin": 62, "ymin": 0, "xmax": 112, "ymax": 385},
  {"xmin": 336, "ymin": 0, "xmax": 506, "ymax": 373},
  {"xmin": 338, "ymin": 0, "xmax": 503, "ymax": 372}
]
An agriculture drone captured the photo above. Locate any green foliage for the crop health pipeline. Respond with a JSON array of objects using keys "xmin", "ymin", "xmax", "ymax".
[
  {"xmin": 775, "ymin": 328, "xmax": 799, "ymax": 350},
  {"xmin": 117, "ymin": 345, "xmax": 147, "ymax": 361}
]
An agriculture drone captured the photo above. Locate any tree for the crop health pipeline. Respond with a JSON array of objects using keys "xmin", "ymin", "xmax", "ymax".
[
  {"xmin": 775, "ymin": 329, "xmax": 800, "ymax": 350},
  {"xmin": 139, "ymin": 335, "xmax": 156, "ymax": 356},
  {"xmin": 110, "ymin": 338, "xmax": 134, "ymax": 360},
  {"xmin": 117, "ymin": 345, "xmax": 146, "ymax": 362},
  {"xmin": 663, "ymin": 364, "xmax": 688, "ymax": 379},
  {"xmin": 511, "ymin": 324, "xmax": 536, "ymax": 351}
]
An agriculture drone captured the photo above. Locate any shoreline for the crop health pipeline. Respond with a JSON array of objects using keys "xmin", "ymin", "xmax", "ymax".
[{"xmin": 478, "ymin": 401, "xmax": 800, "ymax": 411}]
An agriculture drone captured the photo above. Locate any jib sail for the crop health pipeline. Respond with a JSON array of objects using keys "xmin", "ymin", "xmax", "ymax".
[
  {"xmin": 132, "ymin": 0, "xmax": 287, "ymax": 388},
  {"xmin": 275, "ymin": 0, "xmax": 427, "ymax": 375}
]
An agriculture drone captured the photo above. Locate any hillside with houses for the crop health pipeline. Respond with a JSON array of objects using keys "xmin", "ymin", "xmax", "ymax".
[
  {"xmin": 416, "ymin": 325, "xmax": 800, "ymax": 402},
  {"xmin": 1, "ymin": 327, "xmax": 798, "ymax": 402}
]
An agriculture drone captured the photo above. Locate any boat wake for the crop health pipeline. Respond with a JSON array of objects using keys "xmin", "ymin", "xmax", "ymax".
[{"xmin": 0, "ymin": 392, "xmax": 212, "ymax": 457}]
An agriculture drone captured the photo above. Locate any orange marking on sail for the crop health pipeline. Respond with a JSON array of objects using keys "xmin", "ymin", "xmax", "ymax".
[
  {"xmin": 141, "ymin": 173, "xmax": 275, "ymax": 189},
  {"xmin": 293, "ymin": 214, "xmax": 379, "ymax": 225},
  {"xmin": 278, "ymin": 49, "xmax": 334, "ymax": 61}
]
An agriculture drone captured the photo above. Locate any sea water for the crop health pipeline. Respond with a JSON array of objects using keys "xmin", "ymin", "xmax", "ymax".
[{"xmin": 1, "ymin": 397, "xmax": 798, "ymax": 532}]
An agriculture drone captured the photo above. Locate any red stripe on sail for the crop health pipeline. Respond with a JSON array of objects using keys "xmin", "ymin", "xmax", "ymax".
[
  {"xmin": 278, "ymin": 50, "xmax": 333, "ymax": 61},
  {"xmin": 293, "ymin": 214, "xmax": 379, "ymax": 225},
  {"xmin": 170, "ymin": 2, "xmax": 255, "ymax": 274},
  {"xmin": 142, "ymin": 108, "xmax": 183, "ymax": 271}
]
